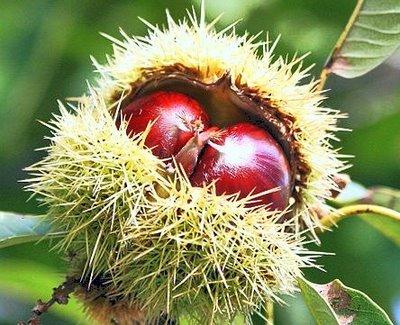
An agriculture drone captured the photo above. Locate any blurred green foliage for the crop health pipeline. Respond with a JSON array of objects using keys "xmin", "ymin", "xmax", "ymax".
[{"xmin": 0, "ymin": 0, "xmax": 399, "ymax": 324}]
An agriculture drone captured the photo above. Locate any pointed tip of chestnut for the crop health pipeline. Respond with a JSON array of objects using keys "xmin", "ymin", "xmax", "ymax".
[{"xmin": 174, "ymin": 126, "xmax": 220, "ymax": 177}]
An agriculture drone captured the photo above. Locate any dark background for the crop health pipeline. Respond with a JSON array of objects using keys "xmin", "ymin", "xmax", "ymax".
[{"xmin": 1, "ymin": 0, "xmax": 399, "ymax": 324}]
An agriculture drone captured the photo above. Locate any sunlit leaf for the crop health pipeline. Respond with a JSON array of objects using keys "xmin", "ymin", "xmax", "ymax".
[
  {"xmin": 0, "ymin": 259, "xmax": 88, "ymax": 324},
  {"xmin": 361, "ymin": 213, "xmax": 400, "ymax": 246},
  {"xmin": 366, "ymin": 186, "xmax": 400, "ymax": 211},
  {"xmin": 361, "ymin": 187, "xmax": 400, "ymax": 243},
  {"xmin": 299, "ymin": 278, "xmax": 393, "ymax": 324},
  {"xmin": 0, "ymin": 211, "xmax": 51, "ymax": 249},
  {"xmin": 332, "ymin": 181, "xmax": 369, "ymax": 206},
  {"xmin": 328, "ymin": 0, "xmax": 400, "ymax": 78},
  {"xmin": 330, "ymin": 184, "xmax": 400, "ymax": 246}
]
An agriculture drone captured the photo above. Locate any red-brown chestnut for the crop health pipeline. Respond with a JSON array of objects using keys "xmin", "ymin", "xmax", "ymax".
[
  {"xmin": 120, "ymin": 91, "xmax": 210, "ymax": 159},
  {"xmin": 190, "ymin": 122, "xmax": 291, "ymax": 211}
]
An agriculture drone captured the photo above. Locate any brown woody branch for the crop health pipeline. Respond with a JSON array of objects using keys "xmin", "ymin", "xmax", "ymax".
[{"xmin": 18, "ymin": 276, "xmax": 79, "ymax": 325}]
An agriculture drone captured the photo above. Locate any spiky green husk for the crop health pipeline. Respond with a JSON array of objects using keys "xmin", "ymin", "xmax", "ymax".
[
  {"xmin": 113, "ymin": 184, "xmax": 318, "ymax": 322},
  {"xmin": 87, "ymin": 5, "xmax": 348, "ymax": 233},
  {"xmin": 26, "ymin": 95, "xmax": 163, "ymax": 282},
  {"xmin": 26, "ymin": 93, "xmax": 319, "ymax": 323}
]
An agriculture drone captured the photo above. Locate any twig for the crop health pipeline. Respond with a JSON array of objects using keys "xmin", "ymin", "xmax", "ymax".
[
  {"xmin": 18, "ymin": 276, "xmax": 79, "ymax": 325},
  {"xmin": 317, "ymin": 0, "xmax": 364, "ymax": 91},
  {"xmin": 317, "ymin": 66, "xmax": 331, "ymax": 92},
  {"xmin": 320, "ymin": 204, "xmax": 400, "ymax": 230}
]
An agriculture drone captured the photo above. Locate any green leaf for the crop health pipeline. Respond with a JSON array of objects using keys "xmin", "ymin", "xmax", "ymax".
[
  {"xmin": 299, "ymin": 278, "xmax": 393, "ymax": 325},
  {"xmin": 361, "ymin": 212, "xmax": 400, "ymax": 246},
  {"xmin": 361, "ymin": 187, "xmax": 400, "ymax": 244},
  {"xmin": 366, "ymin": 186, "xmax": 400, "ymax": 212},
  {"xmin": 0, "ymin": 211, "xmax": 51, "ymax": 248},
  {"xmin": 330, "ymin": 184, "xmax": 400, "ymax": 246},
  {"xmin": 329, "ymin": 0, "xmax": 400, "ymax": 78},
  {"xmin": 333, "ymin": 183, "xmax": 400, "ymax": 210},
  {"xmin": 298, "ymin": 278, "xmax": 340, "ymax": 324},
  {"xmin": 0, "ymin": 259, "xmax": 88, "ymax": 324}
]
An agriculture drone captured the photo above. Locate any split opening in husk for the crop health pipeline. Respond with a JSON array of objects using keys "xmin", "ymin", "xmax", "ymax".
[{"xmin": 113, "ymin": 68, "xmax": 312, "ymax": 211}]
